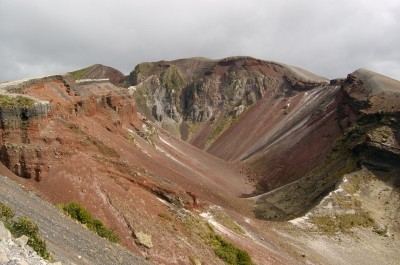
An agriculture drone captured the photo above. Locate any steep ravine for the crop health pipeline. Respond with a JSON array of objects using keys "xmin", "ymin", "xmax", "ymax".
[
  {"xmin": 127, "ymin": 57, "xmax": 328, "ymax": 147},
  {"xmin": 127, "ymin": 57, "xmax": 337, "ymax": 193}
]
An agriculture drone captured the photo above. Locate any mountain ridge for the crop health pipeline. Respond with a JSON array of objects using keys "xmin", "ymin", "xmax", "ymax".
[{"xmin": 0, "ymin": 56, "xmax": 398, "ymax": 264}]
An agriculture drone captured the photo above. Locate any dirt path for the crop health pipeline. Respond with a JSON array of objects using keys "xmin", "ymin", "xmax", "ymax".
[{"xmin": 0, "ymin": 175, "xmax": 150, "ymax": 265}]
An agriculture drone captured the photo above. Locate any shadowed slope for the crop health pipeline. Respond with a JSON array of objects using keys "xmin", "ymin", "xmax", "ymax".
[{"xmin": 254, "ymin": 68, "xmax": 400, "ymax": 220}]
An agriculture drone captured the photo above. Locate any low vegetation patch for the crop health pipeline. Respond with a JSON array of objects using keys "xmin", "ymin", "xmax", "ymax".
[
  {"xmin": 161, "ymin": 65, "xmax": 184, "ymax": 93},
  {"xmin": 158, "ymin": 213, "xmax": 172, "ymax": 221},
  {"xmin": 0, "ymin": 202, "xmax": 50, "ymax": 259},
  {"xmin": 312, "ymin": 211, "xmax": 375, "ymax": 234},
  {"xmin": 206, "ymin": 115, "xmax": 235, "ymax": 148},
  {"xmin": 69, "ymin": 66, "xmax": 92, "ymax": 80},
  {"xmin": 206, "ymin": 104, "xmax": 249, "ymax": 149},
  {"xmin": 136, "ymin": 125, "xmax": 158, "ymax": 147},
  {"xmin": 0, "ymin": 94, "xmax": 35, "ymax": 108},
  {"xmin": 332, "ymin": 193, "xmax": 362, "ymax": 210},
  {"xmin": 84, "ymin": 136, "xmax": 119, "ymax": 158},
  {"xmin": 208, "ymin": 234, "xmax": 254, "ymax": 265},
  {"xmin": 132, "ymin": 81, "xmax": 155, "ymax": 121},
  {"xmin": 182, "ymin": 212, "xmax": 253, "ymax": 265},
  {"xmin": 209, "ymin": 207, "xmax": 245, "ymax": 235},
  {"xmin": 125, "ymin": 134, "xmax": 138, "ymax": 146},
  {"xmin": 58, "ymin": 201, "xmax": 119, "ymax": 243},
  {"xmin": 0, "ymin": 201, "xmax": 15, "ymax": 222}
]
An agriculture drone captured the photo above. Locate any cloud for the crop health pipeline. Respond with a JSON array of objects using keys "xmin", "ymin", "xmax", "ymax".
[{"xmin": 1, "ymin": 0, "xmax": 399, "ymax": 82}]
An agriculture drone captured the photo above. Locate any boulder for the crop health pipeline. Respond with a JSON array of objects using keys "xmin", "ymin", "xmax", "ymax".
[
  {"xmin": 134, "ymin": 231, "xmax": 153, "ymax": 248},
  {"xmin": 0, "ymin": 221, "xmax": 11, "ymax": 239},
  {"xmin": 15, "ymin": 235, "xmax": 29, "ymax": 247}
]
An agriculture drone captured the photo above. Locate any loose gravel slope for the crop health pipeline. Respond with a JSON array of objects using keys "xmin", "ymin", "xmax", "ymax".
[{"xmin": 0, "ymin": 175, "xmax": 150, "ymax": 265}]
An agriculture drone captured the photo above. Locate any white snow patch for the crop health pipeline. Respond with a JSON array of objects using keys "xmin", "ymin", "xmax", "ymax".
[
  {"xmin": 159, "ymin": 136, "xmax": 179, "ymax": 150},
  {"xmin": 200, "ymin": 212, "xmax": 233, "ymax": 237},
  {"xmin": 158, "ymin": 137, "xmax": 188, "ymax": 166},
  {"xmin": 76, "ymin": 78, "xmax": 109, "ymax": 83},
  {"xmin": 155, "ymin": 145, "xmax": 184, "ymax": 165},
  {"xmin": 155, "ymin": 139, "xmax": 186, "ymax": 166},
  {"xmin": 334, "ymin": 187, "xmax": 344, "ymax": 193},
  {"xmin": 141, "ymin": 149, "xmax": 150, "ymax": 156},
  {"xmin": 156, "ymin": 197, "xmax": 169, "ymax": 205},
  {"xmin": 288, "ymin": 215, "xmax": 310, "ymax": 226},
  {"xmin": 302, "ymin": 86, "xmax": 325, "ymax": 106},
  {"xmin": 128, "ymin": 86, "xmax": 137, "ymax": 92}
]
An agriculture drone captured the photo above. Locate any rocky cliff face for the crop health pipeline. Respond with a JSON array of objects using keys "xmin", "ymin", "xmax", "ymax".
[
  {"xmin": 0, "ymin": 75, "xmax": 137, "ymax": 182},
  {"xmin": 0, "ymin": 73, "xmax": 257, "ymax": 264},
  {"xmin": 127, "ymin": 57, "xmax": 351, "ymax": 196},
  {"xmin": 254, "ymin": 68, "xmax": 400, "ymax": 221},
  {"xmin": 127, "ymin": 57, "xmax": 328, "ymax": 148},
  {"xmin": 339, "ymin": 69, "xmax": 400, "ymax": 171},
  {"xmin": 0, "ymin": 82, "xmax": 51, "ymax": 180}
]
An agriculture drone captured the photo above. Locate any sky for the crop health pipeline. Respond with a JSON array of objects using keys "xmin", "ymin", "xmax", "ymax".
[{"xmin": 1, "ymin": 0, "xmax": 399, "ymax": 82}]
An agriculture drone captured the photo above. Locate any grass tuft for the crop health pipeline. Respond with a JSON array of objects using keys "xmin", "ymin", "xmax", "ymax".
[
  {"xmin": 69, "ymin": 66, "xmax": 92, "ymax": 80},
  {"xmin": 58, "ymin": 201, "xmax": 119, "ymax": 243},
  {"xmin": 208, "ymin": 234, "xmax": 254, "ymax": 265},
  {"xmin": 0, "ymin": 95, "xmax": 35, "ymax": 108},
  {"xmin": 312, "ymin": 211, "xmax": 375, "ymax": 234}
]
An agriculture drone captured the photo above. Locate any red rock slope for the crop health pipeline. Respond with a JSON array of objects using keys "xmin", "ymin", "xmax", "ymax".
[{"xmin": 0, "ymin": 61, "xmax": 399, "ymax": 265}]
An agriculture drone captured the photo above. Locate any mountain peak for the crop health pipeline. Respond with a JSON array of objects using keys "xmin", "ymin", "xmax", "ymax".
[{"xmin": 68, "ymin": 64, "xmax": 124, "ymax": 85}]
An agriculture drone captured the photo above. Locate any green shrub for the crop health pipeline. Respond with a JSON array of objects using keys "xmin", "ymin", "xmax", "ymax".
[
  {"xmin": 59, "ymin": 201, "xmax": 119, "ymax": 243},
  {"xmin": 0, "ymin": 202, "xmax": 50, "ymax": 259},
  {"xmin": 89, "ymin": 219, "xmax": 120, "ymax": 243},
  {"xmin": 60, "ymin": 201, "xmax": 93, "ymax": 224},
  {"xmin": 0, "ymin": 201, "xmax": 15, "ymax": 223},
  {"xmin": 125, "ymin": 134, "xmax": 137, "ymax": 145},
  {"xmin": 9, "ymin": 217, "xmax": 50, "ymax": 259},
  {"xmin": 209, "ymin": 234, "xmax": 254, "ymax": 265},
  {"xmin": 208, "ymin": 208, "xmax": 245, "ymax": 235}
]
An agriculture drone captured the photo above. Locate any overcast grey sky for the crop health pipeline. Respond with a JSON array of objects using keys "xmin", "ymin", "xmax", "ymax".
[{"xmin": 1, "ymin": 0, "xmax": 399, "ymax": 82}]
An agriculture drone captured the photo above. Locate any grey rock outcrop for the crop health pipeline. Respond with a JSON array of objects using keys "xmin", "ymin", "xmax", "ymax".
[
  {"xmin": 128, "ymin": 56, "xmax": 328, "ymax": 145},
  {"xmin": 0, "ymin": 221, "xmax": 61, "ymax": 265},
  {"xmin": 15, "ymin": 235, "xmax": 28, "ymax": 247}
]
